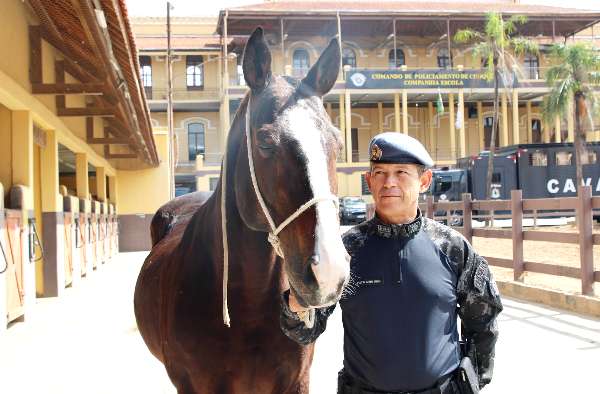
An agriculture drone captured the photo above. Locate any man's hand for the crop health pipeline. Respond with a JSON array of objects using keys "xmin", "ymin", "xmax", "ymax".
[{"xmin": 288, "ymin": 291, "xmax": 310, "ymax": 313}]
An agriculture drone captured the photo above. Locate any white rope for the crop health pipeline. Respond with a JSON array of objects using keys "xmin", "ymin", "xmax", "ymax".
[
  {"xmin": 221, "ymin": 111, "xmax": 231, "ymax": 327},
  {"xmin": 220, "ymin": 95, "xmax": 338, "ymax": 327}
]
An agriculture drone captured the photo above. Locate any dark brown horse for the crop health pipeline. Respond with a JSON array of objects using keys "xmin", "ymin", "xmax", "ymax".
[{"xmin": 134, "ymin": 28, "xmax": 349, "ymax": 393}]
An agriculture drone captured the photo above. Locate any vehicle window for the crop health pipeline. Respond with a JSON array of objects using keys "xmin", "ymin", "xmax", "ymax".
[
  {"xmin": 434, "ymin": 176, "xmax": 452, "ymax": 193},
  {"xmin": 529, "ymin": 151, "xmax": 547, "ymax": 166},
  {"xmin": 555, "ymin": 151, "xmax": 572, "ymax": 166}
]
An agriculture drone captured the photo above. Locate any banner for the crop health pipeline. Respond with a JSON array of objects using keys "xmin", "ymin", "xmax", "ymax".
[{"xmin": 346, "ymin": 69, "xmax": 512, "ymax": 89}]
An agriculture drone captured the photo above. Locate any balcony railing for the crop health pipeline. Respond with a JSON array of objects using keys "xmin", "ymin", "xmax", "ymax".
[{"xmin": 147, "ymin": 88, "xmax": 220, "ymax": 101}]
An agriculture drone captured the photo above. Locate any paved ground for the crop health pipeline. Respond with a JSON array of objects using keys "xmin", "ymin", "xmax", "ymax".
[{"xmin": 1, "ymin": 252, "xmax": 599, "ymax": 393}]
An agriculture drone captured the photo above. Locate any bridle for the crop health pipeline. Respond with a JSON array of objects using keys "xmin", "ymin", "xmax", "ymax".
[{"xmin": 220, "ymin": 95, "xmax": 338, "ymax": 327}]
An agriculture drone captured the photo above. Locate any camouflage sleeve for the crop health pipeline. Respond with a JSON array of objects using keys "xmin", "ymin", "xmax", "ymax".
[
  {"xmin": 457, "ymin": 240, "xmax": 503, "ymax": 388},
  {"xmin": 279, "ymin": 290, "xmax": 336, "ymax": 345}
]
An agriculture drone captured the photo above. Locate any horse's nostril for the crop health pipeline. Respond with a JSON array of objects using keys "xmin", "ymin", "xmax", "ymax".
[{"xmin": 307, "ymin": 255, "xmax": 320, "ymax": 266}]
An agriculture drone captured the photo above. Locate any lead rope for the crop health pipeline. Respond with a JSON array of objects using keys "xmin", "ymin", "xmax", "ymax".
[{"xmin": 221, "ymin": 96, "xmax": 338, "ymax": 327}]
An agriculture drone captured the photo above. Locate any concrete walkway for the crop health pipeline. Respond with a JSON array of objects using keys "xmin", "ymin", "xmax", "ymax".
[{"xmin": 1, "ymin": 252, "xmax": 599, "ymax": 393}]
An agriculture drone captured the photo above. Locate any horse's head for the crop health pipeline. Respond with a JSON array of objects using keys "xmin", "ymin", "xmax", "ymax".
[{"xmin": 234, "ymin": 28, "xmax": 349, "ymax": 308}]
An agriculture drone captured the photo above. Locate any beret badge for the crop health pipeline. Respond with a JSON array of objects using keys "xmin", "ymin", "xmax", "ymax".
[{"xmin": 370, "ymin": 144, "xmax": 383, "ymax": 161}]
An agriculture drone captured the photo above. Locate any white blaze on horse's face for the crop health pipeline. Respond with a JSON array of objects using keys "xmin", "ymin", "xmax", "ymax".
[{"xmin": 283, "ymin": 103, "xmax": 350, "ymax": 306}]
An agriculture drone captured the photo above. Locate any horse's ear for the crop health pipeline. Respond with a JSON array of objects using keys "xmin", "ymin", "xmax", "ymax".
[
  {"xmin": 301, "ymin": 39, "xmax": 340, "ymax": 97},
  {"xmin": 243, "ymin": 27, "xmax": 272, "ymax": 92}
]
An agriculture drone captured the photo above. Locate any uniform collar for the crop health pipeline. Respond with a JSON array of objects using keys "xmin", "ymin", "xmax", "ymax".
[{"xmin": 368, "ymin": 209, "xmax": 423, "ymax": 239}]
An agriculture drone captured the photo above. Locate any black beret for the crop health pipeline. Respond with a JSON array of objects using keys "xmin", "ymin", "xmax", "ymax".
[{"xmin": 369, "ymin": 132, "xmax": 434, "ymax": 167}]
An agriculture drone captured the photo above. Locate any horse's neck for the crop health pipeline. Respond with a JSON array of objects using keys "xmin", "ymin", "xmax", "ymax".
[{"xmin": 196, "ymin": 185, "xmax": 286, "ymax": 305}]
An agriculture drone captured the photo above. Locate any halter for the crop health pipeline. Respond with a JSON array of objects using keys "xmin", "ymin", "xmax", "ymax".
[{"xmin": 220, "ymin": 95, "xmax": 338, "ymax": 327}]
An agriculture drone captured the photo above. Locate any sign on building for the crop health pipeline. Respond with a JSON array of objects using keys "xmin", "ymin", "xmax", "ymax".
[{"xmin": 346, "ymin": 69, "xmax": 516, "ymax": 89}]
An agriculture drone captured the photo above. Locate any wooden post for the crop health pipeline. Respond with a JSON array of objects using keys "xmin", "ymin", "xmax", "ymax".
[
  {"xmin": 462, "ymin": 193, "xmax": 472, "ymax": 244},
  {"xmin": 511, "ymin": 189, "xmax": 524, "ymax": 281},
  {"xmin": 426, "ymin": 195, "xmax": 434, "ymax": 219},
  {"xmin": 577, "ymin": 185, "xmax": 594, "ymax": 295}
]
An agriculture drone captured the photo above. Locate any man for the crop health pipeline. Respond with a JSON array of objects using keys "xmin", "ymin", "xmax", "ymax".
[{"xmin": 280, "ymin": 132, "xmax": 502, "ymax": 394}]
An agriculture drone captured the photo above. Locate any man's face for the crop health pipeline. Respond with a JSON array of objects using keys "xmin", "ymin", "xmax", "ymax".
[{"xmin": 365, "ymin": 163, "xmax": 432, "ymax": 217}]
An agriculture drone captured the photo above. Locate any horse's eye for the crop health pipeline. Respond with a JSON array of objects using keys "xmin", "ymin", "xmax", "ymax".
[{"xmin": 256, "ymin": 130, "xmax": 276, "ymax": 150}]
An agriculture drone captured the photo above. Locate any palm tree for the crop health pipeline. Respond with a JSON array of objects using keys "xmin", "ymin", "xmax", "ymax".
[
  {"xmin": 454, "ymin": 12, "xmax": 538, "ymax": 199},
  {"xmin": 542, "ymin": 42, "xmax": 600, "ymax": 192}
]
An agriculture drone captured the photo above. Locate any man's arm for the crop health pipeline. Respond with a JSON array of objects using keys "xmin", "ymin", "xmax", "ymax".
[
  {"xmin": 280, "ymin": 290, "xmax": 336, "ymax": 345},
  {"xmin": 457, "ymin": 242, "xmax": 503, "ymax": 389}
]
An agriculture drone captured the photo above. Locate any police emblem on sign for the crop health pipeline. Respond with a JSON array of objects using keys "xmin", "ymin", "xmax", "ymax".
[
  {"xmin": 350, "ymin": 72, "xmax": 367, "ymax": 87},
  {"xmin": 371, "ymin": 144, "xmax": 383, "ymax": 161}
]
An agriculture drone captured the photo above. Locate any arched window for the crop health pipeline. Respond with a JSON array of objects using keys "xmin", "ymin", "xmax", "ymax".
[
  {"xmin": 186, "ymin": 55, "xmax": 204, "ymax": 89},
  {"xmin": 437, "ymin": 48, "xmax": 451, "ymax": 69},
  {"xmin": 388, "ymin": 49, "xmax": 405, "ymax": 68},
  {"xmin": 188, "ymin": 122, "xmax": 205, "ymax": 161},
  {"xmin": 524, "ymin": 54, "xmax": 539, "ymax": 80},
  {"xmin": 292, "ymin": 49, "xmax": 310, "ymax": 77},
  {"xmin": 342, "ymin": 47, "xmax": 357, "ymax": 68}
]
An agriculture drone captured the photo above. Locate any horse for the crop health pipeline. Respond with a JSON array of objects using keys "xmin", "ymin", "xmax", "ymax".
[{"xmin": 134, "ymin": 27, "xmax": 349, "ymax": 394}]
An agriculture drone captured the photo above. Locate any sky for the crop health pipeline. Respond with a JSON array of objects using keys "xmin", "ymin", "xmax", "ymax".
[{"xmin": 125, "ymin": 0, "xmax": 600, "ymax": 18}]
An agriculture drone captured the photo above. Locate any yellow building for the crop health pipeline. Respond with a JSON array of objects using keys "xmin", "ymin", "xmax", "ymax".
[
  {"xmin": 1, "ymin": 0, "xmax": 170, "ymax": 330},
  {"xmin": 132, "ymin": 0, "xmax": 600, "ymax": 199}
]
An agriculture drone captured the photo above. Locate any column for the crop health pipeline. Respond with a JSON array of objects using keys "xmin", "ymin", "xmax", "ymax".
[
  {"xmin": 457, "ymin": 69, "xmax": 466, "ymax": 158},
  {"xmin": 501, "ymin": 92, "xmax": 508, "ymax": 146},
  {"xmin": 11, "ymin": 110, "xmax": 35, "ymax": 312},
  {"xmin": 401, "ymin": 65, "xmax": 408, "ymax": 134},
  {"xmin": 339, "ymin": 94, "xmax": 346, "ymax": 161},
  {"xmin": 567, "ymin": 97, "xmax": 574, "ymax": 143},
  {"xmin": 512, "ymin": 89, "xmax": 520, "ymax": 145},
  {"xmin": 543, "ymin": 118, "xmax": 550, "ymax": 143},
  {"xmin": 12, "ymin": 111, "xmax": 34, "ymax": 207},
  {"xmin": 345, "ymin": 91, "xmax": 352, "ymax": 163},
  {"xmin": 428, "ymin": 101, "xmax": 436, "ymax": 160},
  {"xmin": 394, "ymin": 93, "xmax": 401, "ymax": 132},
  {"xmin": 526, "ymin": 101, "xmax": 532, "ymax": 143},
  {"xmin": 449, "ymin": 93, "xmax": 456, "ymax": 160},
  {"xmin": 108, "ymin": 176, "xmax": 117, "ymax": 206},
  {"xmin": 76, "ymin": 153, "xmax": 89, "ymax": 200},
  {"xmin": 477, "ymin": 101, "xmax": 484, "ymax": 151},
  {"xmin": 96, "ymin": 167, "xmax": 107, "ymax": 202},
  {"xmin": 377, "ymin": 102, "xmax": 383, "ymax": 131},
  {"xmin": 554, "ymin": 115, "xmax": 561, "ymax": 143},
  {"xmin": 40, "ymin": 129, "xmax": 64, "ymax": 297}
]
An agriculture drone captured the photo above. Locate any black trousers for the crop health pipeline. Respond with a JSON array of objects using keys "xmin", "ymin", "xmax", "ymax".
[{"xmin": 337, "ymin": 369, "xmax": 461, "ymax": 394}]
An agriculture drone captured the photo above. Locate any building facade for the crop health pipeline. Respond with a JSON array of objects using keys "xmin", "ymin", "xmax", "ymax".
[
  {"xmin": 132, "ymin": 1, "xmax": 600, "ymax": 199},
  {"xmin": 1, "ymin": 0, "xmax": 170, "ymax": 331}
]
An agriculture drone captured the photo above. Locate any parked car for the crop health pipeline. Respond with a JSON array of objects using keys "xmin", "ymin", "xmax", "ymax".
[{"xmin": 339, "ymin": 196, "xmax": 367, "ymax": 225}]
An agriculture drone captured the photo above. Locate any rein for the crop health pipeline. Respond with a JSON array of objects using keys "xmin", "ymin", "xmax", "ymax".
[{"xmin": 220, "ymin": 95, "xmax": 338, "ymax": 327}]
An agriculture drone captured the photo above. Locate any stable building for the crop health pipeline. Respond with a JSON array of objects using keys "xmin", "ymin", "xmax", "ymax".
[
  {"xmin": 1, "ymin": 0, "xmax": 170, "ymax": 331},
  {"xmin": 133, "ymin": 0, "xmax": 600, "ymax": 198}
]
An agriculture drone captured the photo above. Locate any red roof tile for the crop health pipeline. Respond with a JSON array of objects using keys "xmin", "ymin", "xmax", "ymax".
[{"xmin": 227, "ymin": 1, "xmax": 599, "ymax": 15}]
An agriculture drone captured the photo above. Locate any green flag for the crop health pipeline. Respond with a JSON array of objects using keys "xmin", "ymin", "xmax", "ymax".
[{"xmin": 436, "ymin": 91, "xmax": 444, "ymax": 115}]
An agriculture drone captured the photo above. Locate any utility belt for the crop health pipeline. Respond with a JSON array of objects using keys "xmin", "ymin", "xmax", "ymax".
[{"xmin": 337, "ymin": 370, "xmax": 459, "ymax": 394}]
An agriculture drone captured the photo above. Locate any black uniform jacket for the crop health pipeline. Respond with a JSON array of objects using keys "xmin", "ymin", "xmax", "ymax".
[{"xmin": 280, "ymin": 213, "xmax": 503, "ymax": 391}]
